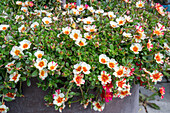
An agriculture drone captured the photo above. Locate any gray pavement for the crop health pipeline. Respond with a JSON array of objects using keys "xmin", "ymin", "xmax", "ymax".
[{"xmin": 138, "ymin": 83, "xmax": 170, "ymax": 113}]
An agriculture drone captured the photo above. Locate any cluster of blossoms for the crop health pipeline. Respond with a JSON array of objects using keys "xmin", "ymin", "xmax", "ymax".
[
  {"xmin": 0, "ymin": 0, "xmax": 169, "ymax": 112},
  {"xmin": 53, "ymin": 89, "xmax": 66, "ymax": 112},
  {"xmin": 34, "ymin": 51, "xmax": 58, "ymax": 80},
  {"xmin": 72, "ymin": 62, "xmax": 91, "ymax": 86},
  {"xmin": 98, "ymin": 54, "xmax": 133, "ymax": 101}
]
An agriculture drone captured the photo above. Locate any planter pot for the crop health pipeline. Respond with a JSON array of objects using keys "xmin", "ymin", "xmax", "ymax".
[{"xmin": 6, "ymin": 78, "xmax": 139, "ymax": 113}]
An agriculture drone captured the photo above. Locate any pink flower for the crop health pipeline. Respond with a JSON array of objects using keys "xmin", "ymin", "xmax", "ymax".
[
  {"xmin": 101, "ymin": 90, "xmax": 113, "ymax": 103},
  {"xmin": 159, "ymin": 87, "xmax": 165, "ymax": 99},
  {"xmin": 85, "ymin": 4, "xmax": 89, "ymax": 9}
]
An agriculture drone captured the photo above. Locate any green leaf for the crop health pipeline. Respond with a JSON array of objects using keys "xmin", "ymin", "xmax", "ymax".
[
  {"xmin": 27, "ymin": 79, "xmax": 31, "ymax": 87},
  {"xmin": 163, "ymin": 71, "xmax": 170, "ymax": 77},
  {"xmin": 32, "ymin": 70, "xmax": 38, "ymax": 77},
  {"xmin": 16, "ymin": 62, "xmax": 21, "ymax": 68},
  {"xmin": 148, "ymin": 103, "xmax": 160, "ymax": 110},
  {"xmin": 4, "ymin": 97, "xmax": 13, "ymax": 102},
  {"xmin": 20, "ymin": 77, "xmax": 27, "ymax": 81}
]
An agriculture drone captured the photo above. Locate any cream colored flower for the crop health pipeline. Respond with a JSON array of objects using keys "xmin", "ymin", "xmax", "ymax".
[
  {"xmin": 154, "ymin": 52, "xmax": 164, "ymax": 64},
  {"xmin": 107, "ymin": 59, "xmax": 118, "ymax": 69},
  {"xmin": 53, "ymin": 93, "xmax": 65, "ymax": 106},
  {"xmin": 16, "ymin": 1, "xmax": 23, "ymax": 5},
  {"xmin": 73, "ymin": 74, "xmax": 85, "ymax": 86},
  {"xmin": 130, "ymin": 43, "xmax": 142, "ymax": 54},
  {"xmin": 19, "ymin": 39, "xmax": 31, "ymax": 50},
  {"xmin": 15, "ymin": 15, "xmax": 24, "ymax": 21},
  {"xmin": 18, "ymin": 25, "xmax": 26, "ymax": 32},
  {"xmin": 88, "ymin": 6, "xmax": 95, "ymax": 13},
  {"xmin": 30, "ymin": 22, "xmax": 39, "ymax": 29},
  {"xmin": 98, "ymin": 71, "xmax": 111, "ymax": 85},
  {"xmin": 84, "ymin": 33, "xmax": 94, "ymax": 40},
  {"xmin": 147, "ymin": 39, "xmax": 153, "ymax": 51},
  {"xmin": 110, "ymin": 21, "xmax": 119, "ymax": 28},
  {"xmin": 95, "ymin": 9, "xmax": 104, "ymax": 14},
  {"xmin": 83, "ymin": 25, "xmax": 97, "ymax": 32},
  {"xmin": 116, "ymin": 79, "xmax": 127, "ymax": 90},
  {"xmin": 122, "ymin": 32, "xmax": 132, "ymax": 38},
  {"xmin": 34, "ymin": 59, "xmax": 48, "ymax": 70},
  {"xmin": 0, "ymin": 105, "xmax": 9, "ymax": 113},
  {"xmin": 93, "ymin": 101, "xmax": 105, "ymax": 112},
  {"xmin": 9, "ymin": 71, "xmax": 21, "ymax": 83},
  {"xmin": 136, "ymin": 1, "xmax": 145, "ymax": 8},
  {"xmin": 0, "ymin": 25, "xmax": 9, "ymax": 31},
  {"xmin": 73, "ymin": 62, "xmax": 83, "ymax": 74},
  {"xmin": 48, "ymin": 61, "xmax": 58, "ymax": 71},
  {"xmin": 119, "ymin": 89, "xmax": 131, "ymax": 99},
  {"xmin": 124, "ymin": 15, "xmax": 133, "ymax": 22},
  {"xmin": 150, "ymin": 70, "xmax": 163, "ymax": 83},
  {"xmin": 83, "ymin": 17, "xmax": 95, "ymax": 24},
  {"xmin": 42, "ymin": 17, "xmax": 52, "ymax": 24},
  {"xmin": 62, "ymin": 26, "xmax": 71, "ymax": 35},
  {"xmin": 107, "ymin": 11, "xmax": 116, "ymax": 18},
  {"xmin": 70, "ymin": 29, "xmax": 82, "ymax": 40},
  {"xmin": 5, "ymin": 60, "xmax": 15, "ymax": 73},
  {"xmin": 81, "ymin": 62, "xmax": 91, "ymax": 74},
  {"xmin": 34, "ymin": 50, "xmax": 44, "ymax": 59},
  {"xmin": 134, "ymin": 33, "xmax": 146, "ymax": 42},
  {"xmin": 39, "ymin": 69, "xmax": 48, "ymax": 80},
  {"xmin": 72, "ymin": 8, "xmax": 80, "ymax": 15},
  {"xmin": 99, "ymin": 54, "xmax": 110, "ymax": 64},
  {"xmin": 10, "ymin": 46, "xmax": 24, "ymax": 58},
  {"xmin": 77, "ymin": 5, "xmax": 84, "ymax": 11},
  {"xmin": 75, "ymin": 38, "xmax": 87, "ymax": 46},
  {"xmin": 21, "ymin": 7, "xmax": 28, "ymax": 12},
  {"xmin": 113, "ymin": 66, "xmax": 125, "ymax": 78},
  {"xmin": 116, "ymin": 17, "xmax": 126, "ymax": 26}
]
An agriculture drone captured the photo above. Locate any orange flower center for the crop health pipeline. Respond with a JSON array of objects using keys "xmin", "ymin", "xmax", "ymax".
[
  {"xmin": 34, "ymin": 25, "xmax": 37, "ymax": 28},
  {"xmin": 23, "ymin": 9, "xmax": 27, "ymax": 12},
  {"xmin": 45, "ymin": 20, "xmax": 49, "ymax": 24},
  {"xmin": 135, "ymin": 35, "xmax": 141, "ymax": 40},
  {"xmin": 40, "ymin": 70, "xmax": 45, "ymax": 76},
  {"xmin": 90, "ymin": 29, "xmax": 95, "ymax": 32},
  {"xmin": 118, "ymin": 81, "xmax": 124, "ymax": 88},
  {"xmin": 50, "ymin": 65, "xmax": 55, "ymax": 70},
  {"xmin": 155, "ymin": 55, "xmax": 161, "ymax": 61},
  {"xmin": 76, "ymin": 66, "xmax": 82, "ymax": 72},
  {"xmin": 79, "ymin": 7, "xmax": 83, "ymax": 11},
  {"xmin": 101, "ymin": 58, "xmax": 106, "ymax": 63},
  {"xmin": 23, "ymin": 43, "xmax": 28, "ymax": 49},
  {"xmin": 112, "ymin": 25, "xmax": 116, "ymax": 27},
  {"xmin": 6, "ymin": 92, "xmax": 15, "ymax": 98},
  {"xmin": 138, "ymin": 3, "xmax": 143, "ymax": 7},
  {"xmin": 86, "ymin": 21, "xmax": 91, "ymax": 24},
  {"xmin": 147, "ymin": 43, "xmax": 150, "ymax": 48},
  {"xmin": 119, "ymin": 20, "xmax": 124, "ymax": 25},
  {"xmin": 14, "ymin": 50, "xmax": 20, "ymax": 56},
  {"xmin": 152, "ymin": 73, "xmax": 161, "ymax": 80},
  {"xmin": 56, "ymin": 96, "xmax": 64, "ymax": 103},
  {"xmin": 79, "ymin": 41, "xmax": 84, "ymax": 46},
  {"xmin": 95, "ymin": 103, "xmax": 102, "ymax": 109},
  {"xmin": 109, "ymin": 62, "xmax": 115, "ymax": 68},
  {"xmin": 83, "ymin": 67, "xmax": 87, "ymax": 72},
  {"xmin": 154, "ymin": 30, "xmax": 161, "ymax": 35},
  {"xmin": 64, "ymin": 30, "xmax": 69, "ymax": 35},
  {"xmin": 133, "ymin": 46, "xmax": 138, "ymax": 52},
  {"xmin": 12, "ymin": 74, "xmax": 18, "ymax": 81},
  {"xmin": 121, "ymin": 90, "xmax": 128, "ymax": 96},
  {"xmin": 2, "ymin": 27, "xmax": 7, "ymax": 30},
  {"xmin": 117, "ymin": 69, "xmax": 123, "ymax": 76},
  {"xmin": 101, "ymin": 74, "xmax": 109, "ymax": 82},
  {"xmin": 38, "ymin": 61, "xmax": 45, "ymax": 67},
  {"xmin": 0, "ymin": 108, "xmax": 5, "ymax": 112},
  {"xmin": 76, "ymin": 76, "xmax": 82, "ymax": 84},
  {"xmin": 86, "ymin": 35, "xmax": 92, "ymax": 39},
  {"xmin": 38, "ymin": 54, "xmax": 42, "ymax": 58},
  {"xmin": 73, "ymin": 33, "xmax": 78, "ymax": 39}
]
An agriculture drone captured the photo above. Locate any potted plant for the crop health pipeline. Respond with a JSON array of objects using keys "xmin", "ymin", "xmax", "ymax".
[{"xmin": 0, "ymin": 0, "xmax": 169, "ymax": 112}]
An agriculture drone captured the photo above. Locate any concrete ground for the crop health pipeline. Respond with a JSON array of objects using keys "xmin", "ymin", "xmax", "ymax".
[{"xmin": 138, "ymin": 83, "xmax": 170, "ymax": 113}]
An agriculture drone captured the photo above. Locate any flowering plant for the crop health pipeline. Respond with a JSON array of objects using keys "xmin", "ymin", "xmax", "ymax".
[{"xmin": 0, "ymin": 0, "xmax": 169, "ymax": 112}]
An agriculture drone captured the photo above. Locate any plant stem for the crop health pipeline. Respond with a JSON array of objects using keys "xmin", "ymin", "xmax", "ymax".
[
  {"xmin": 79, "ymin": 86, "xmax": 84, "ymax": 100},
  {"xmin": 66, "ymin": 83, "xmax": 73, "ymax": 99}
]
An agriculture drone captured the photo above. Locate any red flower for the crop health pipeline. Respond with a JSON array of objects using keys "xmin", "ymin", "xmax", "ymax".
[
  {"xmin": 101, "ymin": 90, "xmax": 113, "ymax": 103},
  {"xmin": 102, "ymin": 82, "xmax": 113, "ymax": 92},
  {"xmin": 159, "ymin": 87, "xmax": 165, "ymax": 99}
]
